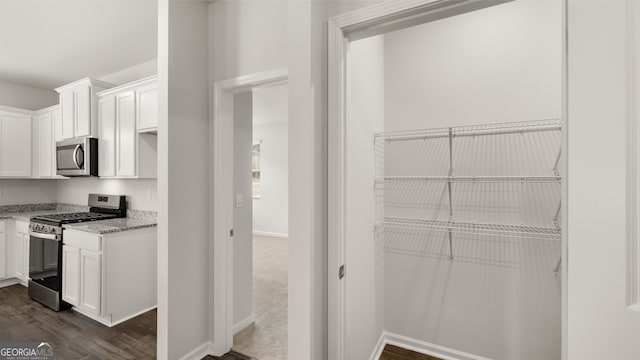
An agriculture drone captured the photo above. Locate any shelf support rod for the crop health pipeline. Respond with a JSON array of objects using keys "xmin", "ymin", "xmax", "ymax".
[
  {"xmin": 553, "ymin": 257, "xmax": 562, "ymax": 277},
  {"xmin": 552, "ymin": 148, "xmax": 561, "ymax": 176},
  {"xmin": 448, "ymin": 127, "xmax": 454, "ymax": 261},
  {"xmin": 553, "ymin": 201, "xmax": 561, "ymax": 227}
]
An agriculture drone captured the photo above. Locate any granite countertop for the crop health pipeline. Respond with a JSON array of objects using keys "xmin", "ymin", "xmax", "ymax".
[
  {"xmin": 63, "ymin": 217, "xmax": 157, "ymax": 235},
  {"xmin": 0, "ymin": 204, "xmax": 157, "ymax": 234},
  {"xmin": 0, "ymin": 203, "xmax": 89, "ymax": 222}
]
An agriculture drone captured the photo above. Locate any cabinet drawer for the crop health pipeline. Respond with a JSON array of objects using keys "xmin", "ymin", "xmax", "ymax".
[{"xmin": 64, "ymin": 231, "xmax": 102, "ymax": 252}]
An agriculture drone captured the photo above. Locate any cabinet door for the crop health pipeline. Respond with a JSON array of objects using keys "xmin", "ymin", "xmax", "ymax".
[
  {"xmin": 14, "ymin": 232, "xmax": 24, "ymax": 281},
  {"xmin": 98, "ymin": 96, "xmax": 116, "ymax": 177},
  {"xmin": 60, "ymin": 91, "xmax": 75, "ymax": 140},
  {"xmin": 116, "ymin": 91, "xmax": 136, "ymax": 177},
  {"xmin": 62, "ymin": 245, "xmax": 80, "ymax": 306},
  {"xmin": 75, "ymin": 85, "xmax": 92, "ymax": 137},
  {"xmin": 136, "ymin": 83, "xmax": 158, "ymax": 131},
  {"xmin": 79, "ymin": 249, "xmax": 101, "ymax": 315},
  {"xmin": 0, "ymin": 231, "xmax": 5, "ymax": 279},
  {"xmin": 0, "ymin": 112, "xmax": 32, "ymax": 177},
  {"xmin": 37, "ymin": 112, "xmax": 53, "ymax": 177}
]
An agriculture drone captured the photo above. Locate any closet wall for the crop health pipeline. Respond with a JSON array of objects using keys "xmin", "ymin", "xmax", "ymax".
[{"xmin": 347, "ymin": 1, "xmax": 562, "ymax": 359}]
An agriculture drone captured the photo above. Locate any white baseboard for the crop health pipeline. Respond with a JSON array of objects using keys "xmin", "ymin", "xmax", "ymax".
[
  {"xmin": 374, "ymin": 332, "xmax": 493, "ymax": 360},
  {"xmin": 233, "ymin": 313, "xmax": 255, "ymax": 335},
  {"xmin": 0, "ymin": 277, "xmax": 21, "ymax": 289},
  {"xmin": 178, "ymin": 341, "xmax": 215, "ymax": 360},
  {"xmin": 368, "ymin": 331, "xmax": 387, "ymax": 360},
  {"xmin": 110, "ymin": 305, "xmax": 157, "ymax": 327},
  {"xmin": 253, "ymin": 231, "xmax": 288, "ymax": 238}
]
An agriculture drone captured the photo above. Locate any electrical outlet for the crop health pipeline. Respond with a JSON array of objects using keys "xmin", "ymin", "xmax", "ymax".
[{"xmin": 146, "ymin": 189, "xmax": 152, "ymax": 201}]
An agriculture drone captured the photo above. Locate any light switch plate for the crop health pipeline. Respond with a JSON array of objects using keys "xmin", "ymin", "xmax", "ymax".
[{"xmin": 235, "ymin": 193, "xmax": 244, "ymax": 208}]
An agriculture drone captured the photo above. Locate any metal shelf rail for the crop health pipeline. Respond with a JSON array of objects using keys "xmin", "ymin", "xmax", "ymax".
[{"xmin": 374, "ymin": 119, "xmax": 563, "ymax": 273}]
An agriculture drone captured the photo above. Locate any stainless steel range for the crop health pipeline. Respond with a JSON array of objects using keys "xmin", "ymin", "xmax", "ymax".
[{"xmin": 28, "ymin": 194, "xmax": 126, "ymax": 311}]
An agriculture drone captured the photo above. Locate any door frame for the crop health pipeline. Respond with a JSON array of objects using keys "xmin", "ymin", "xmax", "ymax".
[
  {"xmin": 327, "ymin": 0, "xmax": 568, "ymax": 359},
  {"xmin": 210, "ymin": 67, "xmax": 288, "ymax": 355}
]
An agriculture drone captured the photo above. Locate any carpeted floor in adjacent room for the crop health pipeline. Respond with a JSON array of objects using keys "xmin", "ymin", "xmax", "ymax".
[{"xmin": 232, "ymin": 235, "xmax": 288, "ymax": 360}]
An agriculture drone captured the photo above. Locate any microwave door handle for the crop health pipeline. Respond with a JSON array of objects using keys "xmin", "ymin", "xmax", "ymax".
[{"xmin": 72, "ymin": 144, "xmax": 82, "ymax": 169}]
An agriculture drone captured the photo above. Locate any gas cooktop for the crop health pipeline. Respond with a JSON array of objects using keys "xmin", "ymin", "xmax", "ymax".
[{"xmin": 31, "ymin": 212, "xmax": 120, "ymax": 225}]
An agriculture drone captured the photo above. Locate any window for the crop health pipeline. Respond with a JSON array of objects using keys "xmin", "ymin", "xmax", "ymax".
[{"xmin": 252, "ymin": 141, "xmax": 261, "ymax": 199}]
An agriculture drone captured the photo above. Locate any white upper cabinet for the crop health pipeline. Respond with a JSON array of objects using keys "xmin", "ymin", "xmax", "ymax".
[
  {"xmin": 97, "ymin": 76, "xmax": 157, "ymax": 179},
  {"xmin": 35, "ymin": 105, "xmax": 59, "ymax": 178},
  {"xmin": 98, "ymin": 95, "xmax": 116, "ymax": 177},
  {"xmin": 0, "ymin": 108, "xmax": 32, "ymax": 177},
  {"xmin": 136, "ymin": 81, "xmax": 158, "ymax": 132},
  {"xmin": 116, "ymin": 91, "xmax": 136, "ymax": 177},
  {"xmin": 55, "ymin": 78, "xmax": 113, "ymax": 141}
]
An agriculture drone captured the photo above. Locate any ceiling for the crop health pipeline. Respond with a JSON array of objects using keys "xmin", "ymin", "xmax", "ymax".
[{"xmin": 0, "ymin": 1, "xmax": 158, "ymax": 90}]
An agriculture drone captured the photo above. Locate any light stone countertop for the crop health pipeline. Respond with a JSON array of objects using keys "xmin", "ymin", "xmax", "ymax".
[
  {"xmin": 63, "ymin": 217, "xmax": 157, "ymax": 235},
  {"xmin": 0, "ymin": 204, "xmax": 157, "ymax": 234}
]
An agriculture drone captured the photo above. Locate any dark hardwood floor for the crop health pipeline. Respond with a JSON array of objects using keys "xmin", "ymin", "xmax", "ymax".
[
  {"xmin": 0, "ymin": 284, "xmax": 255, "ymax": 360},
  {"xmin": 203, "ymin": 350, "xmax": 256, "ymax": 360},
  {"xmin": 380, "ymin": 344, "xmax": 444, "ymax": 360},
  {"xmin": 0, "ymin": 284, "xmax": 156, "ymax": 359}
]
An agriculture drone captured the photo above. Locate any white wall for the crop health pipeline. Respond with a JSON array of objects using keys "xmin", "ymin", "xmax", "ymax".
[
  {"xmin": 234, "ymin": 92, "xmax": 254, "ymax": 327},
  {"xmin": 384, "ymin": 0, "xmax": 561, "ymax": 131},
  {"xmin": 253, "ymin": 84, "xmax": 288, "ymax": 236},
  {"xmin": 377, "ymin": 2, "xmax": 562, "ymax": 359},
  {"xmin": 0, "ymin": 180, "xmax": 56, "ymax": 205},
  {"xmin": 0, "ymin": 79, "xmax": 58, "ymax": 110},
  {"xmin": 567, "ymin": 1, "xmax": 640, "ymax": 358},
  {"xmin": 157, "ymin": 1, "xmax": 210, "ymax": 359},
  {"xmin": 209, "ymin": 0, "xmax": 287, "ymax": 82},
  {"xmin": 56, "ymin": 178, "xmax": 157, "ymax": 211},
  {"xmin": 97, "ymin": 59, "xmax": 158, "ymax": 86},
  {"xmin": 345, "ymin": 35, "xmax": 386, "ymax": 360}
]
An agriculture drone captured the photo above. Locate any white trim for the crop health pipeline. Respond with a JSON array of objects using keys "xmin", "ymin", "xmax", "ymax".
[
  {"xmin": 382, "ymin": 332, "xmax": 493, "ymax": 360},
  {"xmin": 0, "ymin": 278, "xmax": 21, "ymax": 289},
  {"xmin": 71, "ymin": 306, "xmax": 157, "ymax": 328},
  {"xmin": 327, "ymin": 1, "xmax": 512, "ymax": 359},
  {"xmin": 327, "ymin": 1, "xmax": 567, "ymax": 359},
  {"xmin": 110, "ymin": 306, "xmax": 158, "ymax": 327},
  {"xmin": 177, "ymin": 341, "xmax": 215, "ymax": 360},
  {"xmin": 368, "ymin": 331, "xmax": 386, "ymax": 360},
  {"xmin": 627, "ymin": 0, "xmax": 640, "ymax": 312},
  {"xmin": 233, "ymin": 313, "xmax": 255, "ymax": 335},
  {"xmin": 210, "ymin": 67, "xmax": 288, "ymax": 355},
  {"xmin": 253, "ymin": 231, "xmax": 288, "ymax": 238}
]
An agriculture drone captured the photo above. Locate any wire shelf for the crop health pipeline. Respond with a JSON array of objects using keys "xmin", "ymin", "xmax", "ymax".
[
  {"xmin": 375, "ymin": 176, "xmax": 561, "ymax": 183},
  {"xmin": 375, "ymin": 118, "xmax": 561, "ymax": 142},
  {"xmin": 377, "ymin": 217, "xmax": 561, "ymax": 241}
]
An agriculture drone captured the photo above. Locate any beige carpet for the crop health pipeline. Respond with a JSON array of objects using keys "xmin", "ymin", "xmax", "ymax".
[{"xmin": 233, "ymin": 235, "xmax": 288, "ymax": 360}]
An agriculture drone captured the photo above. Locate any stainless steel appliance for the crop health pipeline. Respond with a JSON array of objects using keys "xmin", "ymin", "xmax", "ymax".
[
  {"xmin": 56, "ymin": 137, "xmax": 98, "ymax": 177},
  {"xmin": 28, "ymin": 194, "xmax": 126, "ymax": 311}
]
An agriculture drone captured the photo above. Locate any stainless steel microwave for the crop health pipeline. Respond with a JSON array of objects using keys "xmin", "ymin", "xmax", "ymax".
[{"xmin": 56, "ymin": 137, "xmax": 98, "ymax": 177}]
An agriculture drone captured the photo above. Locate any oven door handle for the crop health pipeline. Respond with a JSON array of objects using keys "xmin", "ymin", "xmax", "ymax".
[{"xmin": 29, "ymin": 231, "xmax": 61, "ymax": 241}]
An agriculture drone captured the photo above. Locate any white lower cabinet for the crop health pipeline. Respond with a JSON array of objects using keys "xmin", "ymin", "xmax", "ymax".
[
  {"xmin": 14, "ymin": 221, "xmax": 29, "ymax": 284},
  {"xmin": 79, "ymin": 249, "xmax": 101, "ymax": 316},
  {"xmin": 0, "ymin": 221, "xmax": 6, "ymax": 279},
  {"xmin": 61, "ymin": 245, "xmax": 80, "ymax": 306},
  {"xmin": 62, "ymin": 227, "xmax": 156, "ymax": 326}
]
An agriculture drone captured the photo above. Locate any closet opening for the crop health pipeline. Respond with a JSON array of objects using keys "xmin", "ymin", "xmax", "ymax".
[{"xmin": 329, "ymin": 0, "xmax": 565, "ymax": 359}]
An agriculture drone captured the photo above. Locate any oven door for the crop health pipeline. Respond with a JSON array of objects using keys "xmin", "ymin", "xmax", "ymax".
[{"xmin": 29, "ymin": 230, "xmax": 62, "ymax": 291}]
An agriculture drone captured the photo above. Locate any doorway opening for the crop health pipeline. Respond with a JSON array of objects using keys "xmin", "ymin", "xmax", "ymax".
[
  {"xmin": 210, "ymin": 68, "xmax": 288, "ymax": 357},
  {"xmin": 231, "ymin": 84, "xmax": 289, "ymax": 359},
  {"xmin": 329, "ymin": 0, "xmax": 566, "ymax": 359}
]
